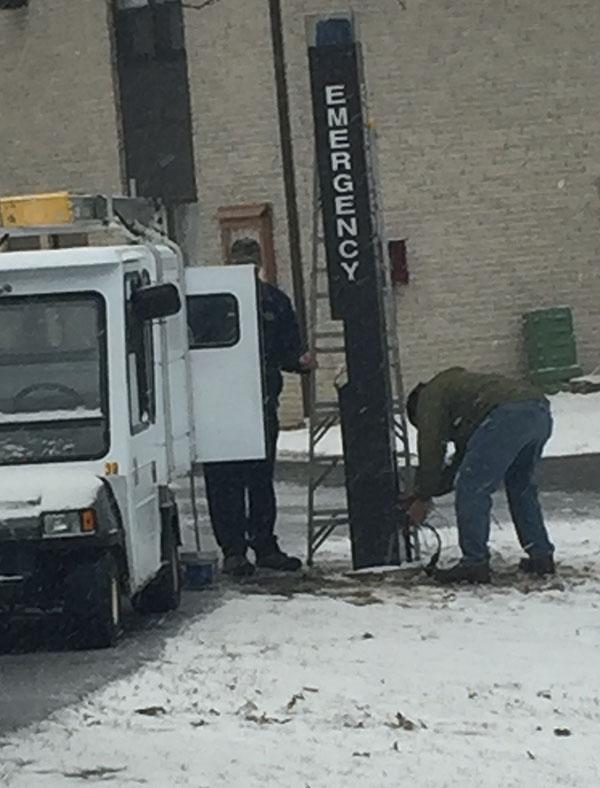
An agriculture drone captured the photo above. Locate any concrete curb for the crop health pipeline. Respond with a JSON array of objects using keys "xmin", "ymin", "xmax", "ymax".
[{"xmin": 276, "ymin": 453, "xmax": 600, "ymax": 493}]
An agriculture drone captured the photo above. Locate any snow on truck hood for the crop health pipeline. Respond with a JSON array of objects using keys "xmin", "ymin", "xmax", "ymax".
[{"xmin": 0, "ymin": 467, "xmax": 102, "ymax": 519}]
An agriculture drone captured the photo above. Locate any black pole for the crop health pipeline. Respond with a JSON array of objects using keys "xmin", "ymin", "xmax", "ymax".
[
  {"xmin": 307, "ymin": 16, "xmax": 400, "ymax": 569},
  {"xmin": 268, "ymin": 0, "xmax": 309, "ymax": 415}
]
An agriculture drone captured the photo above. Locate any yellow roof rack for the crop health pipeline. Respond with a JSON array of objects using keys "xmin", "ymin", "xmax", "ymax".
[
  {"xmin": 0, "ymin": 192, "xmax": 75, "ymax": 228},
  {"xmin": 0, "ymin": 192, "xmax": 166, "ymax": 238}
]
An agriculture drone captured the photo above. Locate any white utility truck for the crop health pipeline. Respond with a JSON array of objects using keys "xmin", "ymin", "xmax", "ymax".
[{"xmin": 0, "ymin": 193, "xmax": 267, "ymax": 647}]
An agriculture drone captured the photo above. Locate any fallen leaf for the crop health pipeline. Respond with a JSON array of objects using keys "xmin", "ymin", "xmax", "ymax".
[
  {"xmin": 63, "ymin": 766, "xmax": 126, "ymax": 780},
  {"xmin": 237, "ymin": 700, "xmax": 258, "ymax": 716},
  {"xmin": 347, "ymin": 595, "xmax": 383, "ymax": 607},
  {"xmin": 386, "ymin": 712, "xmax": 417, "ymax": 731},
  {"xmin": 135, "ymin": 706, "xmax": 166, "ymax": 717},
  {"xmin": 190, "ymin": 720, "xmax": 207, "ymax": 728},
  {"xmin": 287, "ymin": 693, "xmax": 305, "ymax": 711},
  {"xmin": 246, "ymin": 711, "xmax": 292, "ymax": 726},
  {"xmin": 537, "ymin": 690, "xmax": 552, "ymax": 700},
  {"xmin": 527, "ymin": 751, "xmax": 536, "ymax": 760}
]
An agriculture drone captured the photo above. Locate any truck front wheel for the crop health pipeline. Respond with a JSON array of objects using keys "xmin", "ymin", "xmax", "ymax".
[{"xmin": 64, "ymin": 553, "xmax": 122, "ymax": 649}]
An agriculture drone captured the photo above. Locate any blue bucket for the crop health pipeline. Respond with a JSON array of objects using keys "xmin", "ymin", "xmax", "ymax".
[{"xmin": 181, "ymin": 552, "xmax": 218, "ymax": 590}]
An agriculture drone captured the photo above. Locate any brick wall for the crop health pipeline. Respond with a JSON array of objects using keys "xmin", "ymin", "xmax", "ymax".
[
  {"xmin": 182, "ymin": 0, "xmax": 305, "ymax": 426},
  {"xmin": 184, "ymin": 0, "xmax": 600, "ymax": 414},
  {"xmin": 282, "ymin": 0, "xmax": 600, "ymax": 390},
  {"xmin": 3, "ymin": 0, "xmax": 599, "ymax": 423},
  {"xmin": 0, "ymin": 0, "xmax": 123, "ymax": 196}
]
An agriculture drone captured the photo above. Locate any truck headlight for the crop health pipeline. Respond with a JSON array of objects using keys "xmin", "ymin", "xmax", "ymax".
[{"xmin": 42, "ymin": 509, "xmax": 97, "ymax": 537}]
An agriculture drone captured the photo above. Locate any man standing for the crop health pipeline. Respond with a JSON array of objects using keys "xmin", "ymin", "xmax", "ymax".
[
  {"xmin": 406, "ymin": 367, "xmax": 555, "ymax": 584},
  {"xmin": 203, "ymin": 238, "xmax": 314, "ymax": 577}
]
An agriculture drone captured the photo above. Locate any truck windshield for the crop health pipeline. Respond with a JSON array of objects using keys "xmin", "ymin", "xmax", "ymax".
[{"xmin": 0, "ymin": 292, "xmax": 109, "ymax": 465}]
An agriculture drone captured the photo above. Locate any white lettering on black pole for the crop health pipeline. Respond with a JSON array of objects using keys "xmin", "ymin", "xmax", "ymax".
[{"xmin": 325, "ymin": 84, "xmax": 360, "ymax": 283}]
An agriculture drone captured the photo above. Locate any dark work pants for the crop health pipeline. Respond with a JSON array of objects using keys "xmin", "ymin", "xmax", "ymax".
[
  {"xmin": 454, "ymin": 400, "xmax": 554, "ymax": 565},
  {"xmin": 203, "ymin": 411, "xmax": 279, "ymax": 559}
]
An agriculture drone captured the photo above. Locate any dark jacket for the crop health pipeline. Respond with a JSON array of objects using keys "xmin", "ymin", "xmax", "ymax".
[
  {"xmin": 414, "ymin": 367, "xmax": 547, "ymax": 499},
  {"xmin": 259, "ymin": 282, "xmax": 304, "ymax": 412}
]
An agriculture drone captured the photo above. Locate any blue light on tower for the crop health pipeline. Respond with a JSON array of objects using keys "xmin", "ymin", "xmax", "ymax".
[{"xmin": 315, "ymin": 17, "xmax": 354, "ymax": 47}]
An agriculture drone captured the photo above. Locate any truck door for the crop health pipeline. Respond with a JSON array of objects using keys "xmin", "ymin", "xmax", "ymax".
[
  {"xmin": 124, "ymin": 269, "xmax": 162, "ymax": 586},
  {"xmin": 185, "ymin": 265, "xmax": 266, "ymax": 462}
]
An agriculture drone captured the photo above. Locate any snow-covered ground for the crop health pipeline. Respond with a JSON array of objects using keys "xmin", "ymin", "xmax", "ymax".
[
  {"xmin": 278, "ymin": 391, "xmax": 600, "ymax": 459},
  {"xmin": 2, "ymin": 489, "xmax": 599, "ymax": 787}
]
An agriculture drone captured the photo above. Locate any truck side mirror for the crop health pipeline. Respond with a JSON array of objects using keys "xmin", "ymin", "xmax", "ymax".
[{"xmin": 132, "ymin": 283, "xmax": 182, "ymax": 321}]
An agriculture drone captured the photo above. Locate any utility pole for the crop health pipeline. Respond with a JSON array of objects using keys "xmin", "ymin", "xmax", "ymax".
[{"xmin": 269, "ymin": 0, "xmax": 309, "ymax": 415}]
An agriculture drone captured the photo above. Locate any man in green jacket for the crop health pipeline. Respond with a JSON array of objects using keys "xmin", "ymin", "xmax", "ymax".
[{"xmin": 406, "ymin": 367, "xmax": 555, "ymax": 584}]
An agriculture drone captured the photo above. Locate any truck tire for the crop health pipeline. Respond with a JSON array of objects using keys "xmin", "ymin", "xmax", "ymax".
[
  {"xmin": 0, "ymin": 615, "xmax": 12, "ymax": 652},
  {"xmin": 64, "ymin": 553, "xmax": 122, "ymax": 649},
  {"xmin": 134, "ymin": 524, "xmax": 181, "ymax": 615}
]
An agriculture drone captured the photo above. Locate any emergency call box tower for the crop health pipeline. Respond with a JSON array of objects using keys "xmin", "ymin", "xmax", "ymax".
[{"xmin": 307, "ymin": 15, "xmax": 404, "ymax": 569}]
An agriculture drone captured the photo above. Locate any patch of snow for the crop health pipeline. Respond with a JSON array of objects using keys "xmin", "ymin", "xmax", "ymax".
[
  {"xmin": 280, "ymin": 423, "xmax": 414, "ymax": 459},
  {"xmin": 0, "ymin": 408, "xmax": 102, "ymax": 424},
  {"xmin": 279, "ymin": 392, "xmax": 600, "ymax": 459},
  {"xmin": 571, "ymin": 373, "xmax": 600, "ymax": 385},
  {"xmin": 346, "ymin": 564, "xmax": 408, "ymax": 576},
  {"xmin": 0, "ymin": 467, "xmax": 102, "ymax": 518},
  {"xmin": 2, "ymin": 515, "xmax": 600, "ymax": 787},
  {"xmin": 545, "ymin": 391, "xmax": 600, "ymax": 457}
]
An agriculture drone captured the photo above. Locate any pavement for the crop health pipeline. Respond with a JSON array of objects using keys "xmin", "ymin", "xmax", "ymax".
[
  {"xmin": 1, "ymin": 475, "xmax": 598, "ymax": 737},
  {"xmin": 0, "ymin": 587, "xmax": 222, "ymax": 736}
]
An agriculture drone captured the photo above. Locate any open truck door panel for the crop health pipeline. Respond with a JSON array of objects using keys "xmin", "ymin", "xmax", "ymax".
[
  {"xmin": 185, "ymin": 264, "xmax": 266, "ymax": 463},
  {"xmin": 0, "ymin": 193, "xmax": 266, "ymax": 648}
]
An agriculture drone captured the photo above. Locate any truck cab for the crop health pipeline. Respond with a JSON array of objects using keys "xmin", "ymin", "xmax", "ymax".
[{"xmin": 0, "ymin": 193, "xmax": 266, "ymax": 647}]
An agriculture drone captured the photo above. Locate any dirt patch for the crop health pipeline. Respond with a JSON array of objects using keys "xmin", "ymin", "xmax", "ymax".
[{"xmin": 221, "ymin": 561, "xmax": 598, "ymax": 603}]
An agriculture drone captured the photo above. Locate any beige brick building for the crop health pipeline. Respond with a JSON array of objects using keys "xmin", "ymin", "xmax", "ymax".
[
  {"xmin": 2, "ymin": 0, "xmax": 600, "ymax": 425},
  {"xmin": 0, "ymin": 1, "xmax": 122, "ymax": 196}
]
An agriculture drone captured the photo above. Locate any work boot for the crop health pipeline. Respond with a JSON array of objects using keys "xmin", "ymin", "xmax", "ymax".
[
  {"xmin": 256, "ymin": 549, "xmax": 302, "ymax": 572},
  {"xmin": 434, "ymin": 561, "xmax": 491, "ymax": 585},
  {"xmin": 222, "ymin": 555, "xmax": 255, "ymax": 578},
  {"xmin": 518, "ymin": 554, "xmax": 556, "ymax": 577}
]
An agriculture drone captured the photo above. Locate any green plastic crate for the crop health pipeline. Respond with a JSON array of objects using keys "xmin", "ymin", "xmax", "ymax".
[{"xmin": 522, "ymin": 306, "xmax": 581, "ymax": 389}]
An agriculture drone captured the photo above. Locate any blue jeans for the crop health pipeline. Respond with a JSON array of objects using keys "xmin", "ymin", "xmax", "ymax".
[{"xmin": 455, "ymin": 400, "xmax": 554, "ymax": 565}]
